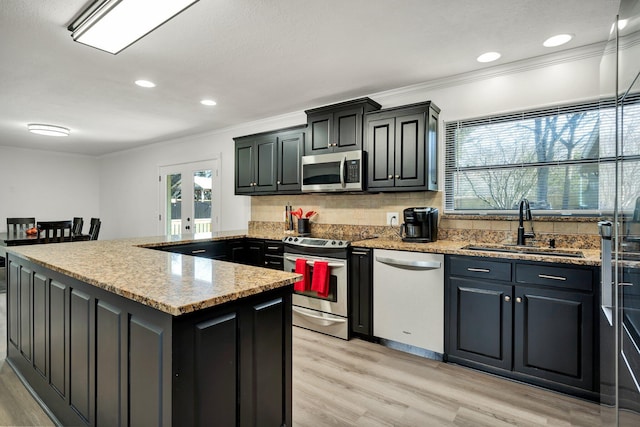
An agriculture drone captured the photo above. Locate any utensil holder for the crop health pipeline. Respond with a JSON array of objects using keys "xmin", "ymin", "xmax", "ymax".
[{"xmin": 297, "ymin": 218, "xmax": 310, "ymax": 236}]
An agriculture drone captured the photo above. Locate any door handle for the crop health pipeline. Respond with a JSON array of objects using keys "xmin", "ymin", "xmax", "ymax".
[{"xmin": 375, "ymin": 256, "xmax": 441, "ymax": 270}]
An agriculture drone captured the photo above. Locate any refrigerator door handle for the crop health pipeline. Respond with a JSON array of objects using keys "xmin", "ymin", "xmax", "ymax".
[{"xmin": 599, "ymin": 221, "xmax": 614, "ymax": 326}]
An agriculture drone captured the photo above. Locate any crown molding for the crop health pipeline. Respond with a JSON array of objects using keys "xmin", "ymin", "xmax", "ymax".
[{"xmin": 371, "ymin": 41, "xmax": 609, "ymax": 100}]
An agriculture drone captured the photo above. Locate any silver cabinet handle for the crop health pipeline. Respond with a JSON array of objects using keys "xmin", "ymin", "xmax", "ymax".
[
  {"xmin": 293, "ymin": 306, "xmax": 346, "ymax": 323},
  {"xmin": 191, "ymin": 249, "xmax": 206, "ymax": 254},
  {"xmin": 538, "ymin": 274, "xmax": 567, "ymax": 281},
  {"xmin": 516, "ymin": 297, "xmax": 522, "ymax": 303},
  {"xmin": 619, "ymin": 282, "xmax": 634, "ymax": 287},
  {"xmin": 388, "ymin": 175, "xmax": 393, "ymax": 179},
  {"xmin": 395, "ymin": 175, "xmax": 400, "ymax": 179},
  {"xmin": 375, "ymin": 256, "xmax": 441, "ymax": 270},
  {"xmin": 351, "ymin": 251, "xmax": 369, "ymax": 256},
  {"xmin": 504, "ymin": 296, "xmax": 511, "ymax": 302},
  {"xmin": 266, "ymin": 246, "xmax": 280, "ymax": 250},
  {"xmin": 467, "ymin": 267, "xmax": 490, "ymax": 273}
]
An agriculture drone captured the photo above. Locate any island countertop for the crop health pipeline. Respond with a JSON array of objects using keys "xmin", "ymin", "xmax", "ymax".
[{"xmin": 6, "ymin": 230, "xmax": 301, "ymax": 316}]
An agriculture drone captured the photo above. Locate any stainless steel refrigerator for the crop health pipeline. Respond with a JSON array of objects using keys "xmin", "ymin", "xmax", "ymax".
[{"xmin": 599, "ymin": 0, "xmax": 640, "ymax": 424}]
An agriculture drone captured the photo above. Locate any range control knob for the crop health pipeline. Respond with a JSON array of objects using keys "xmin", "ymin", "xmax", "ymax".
[
  {"xmin": 338, "ymin": 241, "xmax": 344, "ymax": 245},
  {"xmin": 331, "ymin": 240, "xmax": 336, "ymax": 245},
  {"xmin": 293, "ymin": 237, "xmax": 299, "ymax": 242}
]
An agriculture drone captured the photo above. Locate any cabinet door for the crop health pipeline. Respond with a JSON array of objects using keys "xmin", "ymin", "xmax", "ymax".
[
  {"xmin": 366, "ymin": 117, "xmax": 395, "ymax": 189},
  {"xmin": 228, "ymin": 240, "xmax": 247, "ymax": 264},
  {"xmin": 513, "ymin": 286, "xmax": 594, "ymax": 391},
  {"xmin": 394, "ymin": 112, "xmax": 425, "ymax": 188},
  {"xmin": 245, "ymin": 240, "xmax": 264, "ymax": 266},
  {"xmin": 235, "ymin": 139, "xmax": 255, "ymax": 194},
  {"xmin": 448, "ymin": 277, "xmax": 513, "ymax": 370},
  {"xmin": 306, "ymin": 112, "xmax": 333, "ymax": 154},
  {"xmin": 253, "ymin": 135, "xmax": 278, "ymax": 193},
  {"xmin": 349, "ymin": 248, "xmax": 373, "ymax": 337},
  {"xmin": 277, "ymin": 131, "xmax": 304, "ymax": 192},
  {"xmin": 333, "ymin": 106, "xmax": 363, "ymax": 152}
]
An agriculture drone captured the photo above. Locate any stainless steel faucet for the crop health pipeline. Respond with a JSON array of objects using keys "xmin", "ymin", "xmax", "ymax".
[{"xmin": 517, "ymin": 198, "xmax": 535, "ymax": 245}]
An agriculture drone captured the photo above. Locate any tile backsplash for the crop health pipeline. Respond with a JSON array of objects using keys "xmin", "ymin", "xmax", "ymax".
[
  {"xmin": 250, "ymin": 191, "xmax": 442, "ymax": 226},
  {"xmin": 250, "ymin": 191, "xmax": 602, "ymax": 249}
]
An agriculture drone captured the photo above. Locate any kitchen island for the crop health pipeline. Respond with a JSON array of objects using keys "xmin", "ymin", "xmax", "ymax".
[{"xmin": 5, "ymin": 231, "xmax": 300, "ymax": 427}]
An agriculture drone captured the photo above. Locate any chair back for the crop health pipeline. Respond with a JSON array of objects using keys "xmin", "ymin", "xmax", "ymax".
[
  {"xmin": 7, "ymin": 217, "xmax": 36, "ymax": 233},
  {"xmin": 88, "ymin": 218, "xmax": 101, "ymax": 241},
  {"xmin": 37, "ymin": 221, "xmax": 73, "ymax": 243},
  {"xmin": 72, "ymin": 217, "xmax": 84, "ymax": 236}
]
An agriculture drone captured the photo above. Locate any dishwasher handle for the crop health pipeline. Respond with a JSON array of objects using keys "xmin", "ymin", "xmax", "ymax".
[{"xmin": 375, "ymin": 256, "xmax": 441, "ymax": 270}]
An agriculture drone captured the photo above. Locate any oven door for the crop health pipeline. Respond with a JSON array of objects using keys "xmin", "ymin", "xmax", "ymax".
[{"xmin": 284, "ymin": 254, "xmax": 347, "ymax": 317}]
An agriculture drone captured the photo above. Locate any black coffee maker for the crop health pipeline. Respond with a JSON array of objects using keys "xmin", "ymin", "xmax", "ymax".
[{"xmin": 402, "ymin": 207, "xmax": 438, "ymax": 243}]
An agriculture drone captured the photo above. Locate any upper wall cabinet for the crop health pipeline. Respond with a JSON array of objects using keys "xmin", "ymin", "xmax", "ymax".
[
  {"xmin": 305, "ymin": 98, "xmax": 381, "ymax": 155},
  {"xmin": 365, "ymin": 101, "xmax": 440, "ymax": 192},
  {"xmin": 234, "ymin": 126, "xmax": 305, "ymax": 195}
]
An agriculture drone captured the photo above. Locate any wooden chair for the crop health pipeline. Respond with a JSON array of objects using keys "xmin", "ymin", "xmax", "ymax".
[
  {"xmin": 88, "ymin": 218, "xmax": 101, "ymax": 241},
  {"xmin": 7, "ymin": 217, "xmax": 36, "ymax": 233},
  {"xmin": 72, "ymin": 217, "xmax": 84, "ymax": 236},
  {"xmin": 37, "ymin": 221, "xmax": 73, "ymax": 243}
]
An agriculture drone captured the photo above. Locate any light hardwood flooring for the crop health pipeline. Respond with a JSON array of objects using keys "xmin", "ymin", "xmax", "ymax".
[{"xmin": 0, "ymin": 289, "xmax": 605, "ymax": 426}]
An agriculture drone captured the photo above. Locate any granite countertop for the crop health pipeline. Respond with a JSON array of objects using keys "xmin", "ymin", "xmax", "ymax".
[
  {"xmin": 348, "ymin": 238, "xmax": 602, "ymax": 266},
  {"xmin": 7, "ymin": 230, "xmax": 301, "ymax": 316}
]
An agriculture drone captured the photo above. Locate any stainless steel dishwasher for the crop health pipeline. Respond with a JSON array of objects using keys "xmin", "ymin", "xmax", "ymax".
[{"xmin": 373, "ymin": 249, "xmax": 444, "ymax": 358}]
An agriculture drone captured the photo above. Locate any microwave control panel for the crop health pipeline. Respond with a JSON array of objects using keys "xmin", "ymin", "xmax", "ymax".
[{"xmin": 346, "ymin": 160, "xmax": 360, "ymax": 183}]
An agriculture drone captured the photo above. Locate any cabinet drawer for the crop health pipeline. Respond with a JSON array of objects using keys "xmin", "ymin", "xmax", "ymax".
[
  {"xmin": 515, "ymin": 264, "xmax": 593, "ymax": 292},
  {"xmin": 264, "ymin": 241, "xmax": 284, "ymax": 256},
  {"xmin": 448, "ymin": 256, "xmax": 511, "ymax": 281},
  {"xmin": 264, "ymin": 254, "xmax": 284, "ymax": 270}
]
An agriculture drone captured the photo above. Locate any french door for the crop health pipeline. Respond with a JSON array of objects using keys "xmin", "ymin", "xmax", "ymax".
[{"xmin": 159, "ymin": 159, "xmax": 220, "ymax": 235}]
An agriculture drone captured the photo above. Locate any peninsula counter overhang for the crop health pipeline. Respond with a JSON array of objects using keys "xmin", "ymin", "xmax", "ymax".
[{"xmin": 6, "ymin": 231, "xmax": 301, "ymax": 316}]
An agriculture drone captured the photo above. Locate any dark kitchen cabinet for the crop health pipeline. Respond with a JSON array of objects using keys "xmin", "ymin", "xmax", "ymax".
[
  {"xmin": 365, "ymin": 101, "xmax": 440, "ymax": 192},
  {"xmin": 235, "ymin": 134, "xmax": 277, "ymax": 194},
  {"xmin": 234, "ymin": 126, "xmax": 305, "ymax": 195},
  {"xmin": 7, "ymin": 254, "xmax": 292, "ymax": 427},
  {"xmin": 349, "ymin": 247, "xmax": 374, "ymax": 338},
  {"xmin": 445, "ymin": 255, "xmax": 597, "ymax": 399},
  {"xmin": 154, "ymin": 240, "xmax": 229, "ymax": 260},
  {"xmin": 448, "ymin": 277, "xmax": 513, "ymax": 370},
  {"xmin": 305, "ymin": 97, "xmax": 381, "ymax": 155}
]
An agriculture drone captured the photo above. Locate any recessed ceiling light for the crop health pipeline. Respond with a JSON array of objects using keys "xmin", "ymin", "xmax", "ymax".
[
  {"xmin": 543, "ymin": 34, "xmax": 573, "ymax": 48},
  {"xmin": 135, "ymin": 79, "xmax": 156, "ymax": 88},
  {"xmin": 200, "ymin": 99, "xmax": 217, "ymax": 106},
  {"xmin": 477, "ymin": 52, "xmax": 501, "ymax": 63},
  {"xmin": 27, "ymin": 124, "xmax": 70, "ymax": 137}
]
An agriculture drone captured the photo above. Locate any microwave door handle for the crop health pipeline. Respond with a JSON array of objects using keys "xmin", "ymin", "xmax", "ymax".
[{"xmin": 340, "ymin": 156, "xmax": 346, "ymax": 188}]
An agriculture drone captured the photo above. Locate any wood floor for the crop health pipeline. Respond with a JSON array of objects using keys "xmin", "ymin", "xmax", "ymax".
[{"xmin": 0, "ymin": 288, "xmax": 605, "ymax": 426}]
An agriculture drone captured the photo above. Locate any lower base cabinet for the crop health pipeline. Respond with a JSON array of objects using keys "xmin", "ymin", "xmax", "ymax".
[
  {"xmin": 445, "ymin": 255, "xmax": 597, "ymax": 400},
  {"xmin": 7, "ymin": 254, "xmax": 292, "ymax": 427}
]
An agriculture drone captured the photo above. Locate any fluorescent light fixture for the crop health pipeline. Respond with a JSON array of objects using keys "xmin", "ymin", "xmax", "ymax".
[
  {"xmin": 135, "ymin": 79, "xmax": 156, "ymax": 88},
  {"xmin": 477, "ymin": 52, "xmax": 501, "ymax": 63},
  {"xmin": 28, "ymin": 124, "xmax": 70, "ymax": 137},
  {"xmin": 200, "ymin": 99, "xmax": 217, "ymax": 106},
  {"xmin": 543, "ymin": 34, "xmax": 573, "ymax": 47},
  {"xmin": 69, "ymin": 0, "xmax": 199, "ymax": 54}
]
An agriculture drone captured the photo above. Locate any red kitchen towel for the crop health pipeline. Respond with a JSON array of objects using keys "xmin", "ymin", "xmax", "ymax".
[
  {"xmin": 311, "ymin": 261, "xmax": 330, "ymax": 298},
  {"xmin": 294, "ymin": 258, "xmax": 310, "ymax": 291}
]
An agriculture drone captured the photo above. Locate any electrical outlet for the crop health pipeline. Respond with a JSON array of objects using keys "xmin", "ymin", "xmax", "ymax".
[{"xmin": 386, "ymin": 212, "xmax": 399, "ymax": 225}]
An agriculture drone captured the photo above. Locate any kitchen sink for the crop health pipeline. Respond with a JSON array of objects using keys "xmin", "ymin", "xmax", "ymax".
[{"xmin": 462, "ymin": 244, "xmax": 585, "ymax": 258}]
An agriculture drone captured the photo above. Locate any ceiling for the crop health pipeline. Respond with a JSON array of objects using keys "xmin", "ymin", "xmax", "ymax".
[{"xmin": 0, "ymin": 0, "xmax": 619, "ymax": 156}]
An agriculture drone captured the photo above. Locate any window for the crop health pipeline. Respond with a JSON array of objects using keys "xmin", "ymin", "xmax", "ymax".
[{"xmin": 444, "ymin": 96, "xmax": 640, "ymax": 214}]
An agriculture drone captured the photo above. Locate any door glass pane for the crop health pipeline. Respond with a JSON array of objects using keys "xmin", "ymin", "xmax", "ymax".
[
  {"xmin": 167, "ymin": 173, "xmax": 182, "ymax": 235},
  {"xmin": 193, "ymin": 169, "xmax": 212, "ymax": 233}
]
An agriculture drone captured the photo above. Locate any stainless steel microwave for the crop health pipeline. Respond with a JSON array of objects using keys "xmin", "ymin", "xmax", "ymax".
[{"xmin": 301, "ymin": 150, "xmax": 364, "ymax": 192}]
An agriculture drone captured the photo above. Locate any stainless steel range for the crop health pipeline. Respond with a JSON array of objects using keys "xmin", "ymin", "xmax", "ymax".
[{"xmin": 283, "ymin": 236, "xmax": 350, "ymax": 340}]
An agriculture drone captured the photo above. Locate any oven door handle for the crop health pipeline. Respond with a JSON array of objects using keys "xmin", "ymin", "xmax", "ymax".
[
  {"xmin": 292, "ymin": 306, "xmax": 347, "ymax": 323},
  {"xmin": 284, "ymin": 256, "xmax": 345, "ymax": 268}
]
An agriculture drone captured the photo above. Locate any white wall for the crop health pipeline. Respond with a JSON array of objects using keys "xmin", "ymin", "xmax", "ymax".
[
  {"xmin": 98, "ymin": 113, "xmax": 306, "ymax": 239},
  {"xmin": 98, "ymin": 47, "xmax": 604, "ymax": 239},
  {"xmin": 0, "ymin": 146, "xmax": 100, "ymax": 233}
]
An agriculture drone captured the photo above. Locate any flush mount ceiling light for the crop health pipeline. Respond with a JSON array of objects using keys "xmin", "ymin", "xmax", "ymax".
[
  {"xmin": 543, "ymin": 34, "xmax": 573, "ymax": 47},
  {"xmin": 68, "ymin": 0, "xmax": 199, "ymax": 54},
  {"xmin": 135, "ymin": 79, "xmax": 156, "ymax": 88},
  {"xmin": 200, "ymin": 99, "xmax": 217, "ymax": 106},
  {"xmin": 27, "ymin": 124, "xmax": 70, "ymax": 137},
  {"xmin": 476, "ymin": 52, "xmax": 501, "ymax": 63}
]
